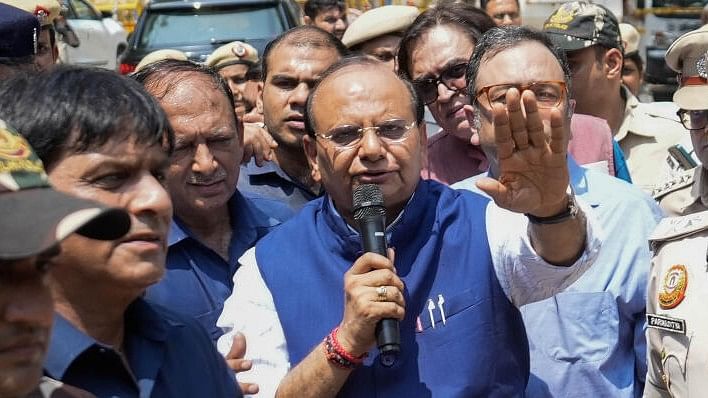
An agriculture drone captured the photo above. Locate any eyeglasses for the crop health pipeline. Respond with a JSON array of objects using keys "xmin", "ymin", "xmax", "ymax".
[
  {"xmin": 315, "ymin": 119, "xmax": 417, "ymax": 148},
  {"xmin": 475, "ymin": 81, "xmax": 567, "ymax": 110},
  {"xmin": 411, "ymin": 62, "xmax": 468, "ymax": 105},
  {"xmin": 677, "ymin": 109, "xmax": 708, "ymax": 131}
]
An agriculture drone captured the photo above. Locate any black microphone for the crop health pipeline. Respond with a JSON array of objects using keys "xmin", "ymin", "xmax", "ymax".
[{"xmin": 352, "ymin": 184, "xmax": 400, "ymax": 367}]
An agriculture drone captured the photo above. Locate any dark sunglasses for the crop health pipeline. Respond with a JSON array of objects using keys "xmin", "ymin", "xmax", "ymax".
[{"xmin": 411, "ymin": 62, "xmax": 468, "ymax": 105}]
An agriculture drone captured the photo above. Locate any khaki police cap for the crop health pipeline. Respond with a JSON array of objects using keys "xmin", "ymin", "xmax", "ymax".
[
  {"xmin": 135, "ymin": 49, "xmax": 188, "ymax": 72},
  {"xmin": 206, "ymin": 41, "xmax": 258, "ymax": 69},
  {"xmin": 2, "ymin": 0, "xmax": 61, "ymax": 27},
  {"xmin": 619, "ymin": 23, "xmax": 640, "ymax": 55},
  {"xmin": 341, "ymin": 5, "xmax": 420, "ymax": 49},
  {"xmin": 666, "ymin": 24, "xmax": 708, "ymax": 110}
]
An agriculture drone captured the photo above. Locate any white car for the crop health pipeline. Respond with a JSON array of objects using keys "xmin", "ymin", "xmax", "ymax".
[{"xmin": 58, "ymin": 0, "xmax": 128, "ymax": 70}]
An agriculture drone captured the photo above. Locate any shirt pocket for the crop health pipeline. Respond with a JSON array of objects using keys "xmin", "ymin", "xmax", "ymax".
[
  {"xmin": 414, "ymin": 289, "xmax": 524, "ymax": 397},
  {"xmin": 524, "ymin": 291, "xmax": 619, "ymax": 364}
]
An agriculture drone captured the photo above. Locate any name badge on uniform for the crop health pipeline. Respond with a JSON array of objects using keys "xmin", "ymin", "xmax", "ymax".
[{"xmin": 647, "ymin": 314, "xmax": 686, "ymax": 334}]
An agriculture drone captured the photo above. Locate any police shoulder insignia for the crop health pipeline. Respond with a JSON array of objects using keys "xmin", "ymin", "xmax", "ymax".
[{"xmin": 659, "ymin": 264, "xmax": 688, "ymax": 310}]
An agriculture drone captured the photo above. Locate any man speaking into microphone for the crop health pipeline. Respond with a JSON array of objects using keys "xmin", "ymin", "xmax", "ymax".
[{"xmin": 217, "ymin": 54, "xmax": 601, "ymax": 397}]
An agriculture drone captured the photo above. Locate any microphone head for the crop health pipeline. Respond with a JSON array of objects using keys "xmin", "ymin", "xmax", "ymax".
[{"xmin": 352, "ymin": 184, "xmax": 386, "ymax": 221}]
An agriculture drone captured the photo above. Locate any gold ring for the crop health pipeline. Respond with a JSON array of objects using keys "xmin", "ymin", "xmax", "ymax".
[{"xmin": 376, "ymin": 286, "xmax": 387, "ymax": 301}]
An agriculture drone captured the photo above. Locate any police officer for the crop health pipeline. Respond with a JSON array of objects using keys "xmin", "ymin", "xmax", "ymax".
[
  {"xmin": 0, "ymin": 3, "xmax": 40, "ymax": 78},
  {"xmin": 3, "ymin": 0, "xmax": 62, "ymax": 72},
  {"xmin": 644, "ymin": 24, "xmax": 708, "ymax": 397},
  {"xmin": 206, "ymin": 41, "xmax": 259, "ymax": 117},
  {"xmin": 652, "ymin": 25, "xmax": 708, "ymax": 216},
  {"xmin": 340, "ymin": 5, "xmax": 419, "ymax": 71}
]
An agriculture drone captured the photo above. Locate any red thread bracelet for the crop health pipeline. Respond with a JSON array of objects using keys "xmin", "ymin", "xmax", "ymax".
[{"xmin": 323, "ymin": 327, "xmax": 367, "ymax": 369}]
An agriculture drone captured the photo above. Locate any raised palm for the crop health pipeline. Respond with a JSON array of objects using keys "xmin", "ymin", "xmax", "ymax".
[{"xmin": 477, "ymin": 89, "xmax": 570, "ymax": 217}]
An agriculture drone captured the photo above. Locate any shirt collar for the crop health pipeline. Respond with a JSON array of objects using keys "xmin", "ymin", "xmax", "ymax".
[
  {"xmin": 616, "ymin": 85, "xmax": 638, "ymax": 142},
  {"xmin": 44, "ymin": 299, "xmax": 172, "ymax": 380},
  {"xmin": 168, "ymin": 190, "xmax": 278, "ymax": 246},
  {"xmin": 244, "ymin": 159, "xmax": 293, "ymax": 182}
]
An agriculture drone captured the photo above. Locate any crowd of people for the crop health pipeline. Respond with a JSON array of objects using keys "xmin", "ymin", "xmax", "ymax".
[{"xmin": 1, "ymin": 0, "xmax": 707, "ymax": 397}]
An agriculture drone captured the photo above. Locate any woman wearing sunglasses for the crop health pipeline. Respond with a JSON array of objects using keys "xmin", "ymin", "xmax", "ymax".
[{"xmin": 397, "ymin": 2, "xmax": 495, "ymax": 185}]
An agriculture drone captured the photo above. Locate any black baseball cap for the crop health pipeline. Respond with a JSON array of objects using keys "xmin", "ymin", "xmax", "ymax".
[{"xmin": 543, "ymin": 1, "xmax": 623, "ymax": 53}]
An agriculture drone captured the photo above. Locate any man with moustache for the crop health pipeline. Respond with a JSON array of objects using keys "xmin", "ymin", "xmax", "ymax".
[
  {"xmin": 132, "ymin": 60, "xmax": 291, "ymax": 348},
  {"xmin": 238, "ymin": 26, "xmax": 348, "ymax": 211},
  {"xmin": 0, "ymin": 120, "xmax": 130, "ymax": 398},
  {"xmin": 453, "ymin": 26, "xmax": 661, "ymax": 397},
  {"xmin": 0, "ymin": 67, "xmax": 240, "ymax": 397},
  {"xmin": 217, "ymin": 55, "xmax": 603, "ymax": 396}
]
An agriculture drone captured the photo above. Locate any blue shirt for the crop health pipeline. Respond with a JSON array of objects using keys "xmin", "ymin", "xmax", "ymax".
[
  {"xmin": 145, "ymin": 190, "xmax": 292, "ymax": 340},
  {"xmin": 453, "ymin": 157, "xmax": 663, "ymax": 397},
  {"xmin": 44, "ymin": 299, "xmax": 240, "ymax": 398},
  {"xmin": 237, "ymin": 159, "xmax": 320, "ymax": 212}
]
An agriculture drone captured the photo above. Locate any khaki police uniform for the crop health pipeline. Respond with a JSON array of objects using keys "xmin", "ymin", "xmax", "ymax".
[
  {"xmin": 645, "ymin": 212, "xmax": 708, "ymax": 397},
  {"xmin": 617, "ymin": 86, "xmax": 688, "ymax": 193},
  {"xmin": 644, "ymin": 24, "xmax": 708, "ymax": 398},
  {"xmin": 654, "ymin": 166, "xmax": 708, "ymax": 216}
]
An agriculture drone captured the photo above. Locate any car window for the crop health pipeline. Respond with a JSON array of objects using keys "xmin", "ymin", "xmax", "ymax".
[
  {"xmin": 139, "ymin": 5, "xmax": 286, "ymax": 48},
  {"xmin": 70, "ymin": 0, "xmax": 101, "ymax": 20}
]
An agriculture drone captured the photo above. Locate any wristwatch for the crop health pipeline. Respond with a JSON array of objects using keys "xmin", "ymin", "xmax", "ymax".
[{"xmin": 525, "ymin": 194, "xmax": 579, "ymax": 225}]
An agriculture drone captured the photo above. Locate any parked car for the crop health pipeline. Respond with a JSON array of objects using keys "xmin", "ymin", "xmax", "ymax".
[
  {"xmin": 119, "ymin": 0, "xmax": 301, "ymax": 74},
  {"xmin": 57, "ymin": 0, "xmax": 128, "ymax": 70}
]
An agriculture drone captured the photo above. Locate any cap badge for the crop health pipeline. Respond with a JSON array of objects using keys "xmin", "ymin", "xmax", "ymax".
[
  {"xmin": 232, "ymin": 44, "xmax": 247, "ymax": 58},
  {"xmin": 33, "ymin": 6, "xmax": 51, "ymax": 25},
  {"xmin": 545, "ymin": 4, "xmax": 578, "ymax": 30},
  {"xmin": 659, "ymin": 264, "xmax": 688, "ymax": 310},
  {"xmin": 696, "ymin": 51, "xmax": 708, "ymax": 79}
]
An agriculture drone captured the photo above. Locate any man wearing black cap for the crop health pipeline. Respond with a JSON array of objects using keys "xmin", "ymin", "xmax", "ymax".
[
  {"xmin": 0, "ymin": 119, "xmax": 130, "ymax": 398},
  {"xmin": 0, "ymin": 3, "xmax": 40, "ymax": 78},
  {"xmin": 544, "ymin": 1, "xmax": 689, "ymax": 193}
]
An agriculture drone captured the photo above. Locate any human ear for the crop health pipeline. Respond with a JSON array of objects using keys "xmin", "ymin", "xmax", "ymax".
[
  {"xmin": 303, "ymin": 135, "xmax": 321, "ymax": 183},
  {"xmin": 605, "ymin": 48, "xmax": 623, "ymax": 80}
]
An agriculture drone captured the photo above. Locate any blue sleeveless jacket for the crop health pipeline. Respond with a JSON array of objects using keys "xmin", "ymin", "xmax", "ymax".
[{"xmin": 257, "ymin": 180, "xmax": 529, "ymax": 397}]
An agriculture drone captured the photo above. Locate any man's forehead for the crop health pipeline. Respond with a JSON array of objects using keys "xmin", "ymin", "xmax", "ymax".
[
  {"xmin": 488, "ymin": 0, "xmax": 518, "ymax": 8},
  {"xmin": 313, "ymin": 64, "xmax": 412, "ymax": 116},
  {"xmin": 317, "ymin": 6, "xmax": 345, "ymax": 17},
  {"xmin": 270, "ymin": 45, "xmax": 339, "ymax": 74},
  {"xmin": 477, "ymin": 41, "xmax": 564, "ymax": 85}
]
